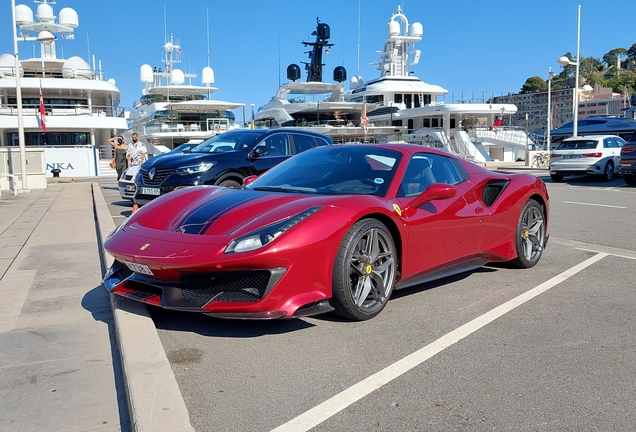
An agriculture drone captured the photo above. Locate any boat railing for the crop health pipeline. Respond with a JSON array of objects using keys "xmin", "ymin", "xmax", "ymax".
[
  {"xmin": 436, "ymin": 91, "xmax": 511, "ymax": 104},
  {"xmin": 296, "ymin": 119, "xmax": 369, "ymax": 128},
  {"xmin": 140, "ymin": 118, "xmax": 231, "ymax": 135},
  {"xmin": 2, "ymin": 65, "xmax": 106, "ymax": 81},
  {"xmin": 402, "ymin": 127, "xmax": 451, "ymax": 151},
  {"xmin": 468, "ymin": 126, "xmax": 544, "ymax": 150},
  {"xmin": 0, "ymin": 104, "xmax": 125, "ymax": 118}
]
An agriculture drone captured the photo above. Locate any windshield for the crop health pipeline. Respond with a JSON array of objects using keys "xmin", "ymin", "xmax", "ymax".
[
  {"xmin": 191, "ymin": 131, "xmax": 267, "ymax": 153},
  {"xmin": 169, "ymin": 143, "xmax": 197, "ymax": 154},
  {"xmin": 247, "ymin": 146, "xmax": 401, "ymax": 196}
]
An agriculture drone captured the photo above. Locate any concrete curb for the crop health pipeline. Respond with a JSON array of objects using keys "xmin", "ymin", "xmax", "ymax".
[{"xmin": 91, "ymin": 183, "xmax": 194, "ymax": 432}]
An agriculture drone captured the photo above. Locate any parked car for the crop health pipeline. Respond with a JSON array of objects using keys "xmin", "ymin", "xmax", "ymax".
[
  {"xmin": 104, "ymin": 144, "xmax": 549, "ymax": 321},
  {"xmin": 548, "ymin": 134, "xmax": 625, "ymax": 182},
  {"xmin": 133, "ymin": 128, "xmax": 333, "ymax": 205},
  {"xmin": 118, "ymin": 142, "xmax": 200, "ymax": 201},
  {"xmin": 618, "ymin": 134, "xmax": 636, "ymax": 185}
]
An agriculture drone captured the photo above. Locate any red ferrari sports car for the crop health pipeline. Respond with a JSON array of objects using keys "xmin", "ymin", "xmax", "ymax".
[{"xmin": 103, "ymin": 144, "xmax": 549, "ymax": 321}]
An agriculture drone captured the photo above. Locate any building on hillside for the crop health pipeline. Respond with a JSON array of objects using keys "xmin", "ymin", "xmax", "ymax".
[{"xmin": 493, "ymin": 84, "xmax": 629, "ymax": 135}]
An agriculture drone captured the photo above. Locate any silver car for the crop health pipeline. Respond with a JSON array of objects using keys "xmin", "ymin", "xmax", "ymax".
[{"xmin": 549, "ymin": 134, "xmax": 625, "ymax": 182}]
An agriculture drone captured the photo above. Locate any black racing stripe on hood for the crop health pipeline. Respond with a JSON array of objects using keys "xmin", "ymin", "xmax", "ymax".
[{"xmin": 176, "ymin": 191, "xmax": 267, "ymax": 235}]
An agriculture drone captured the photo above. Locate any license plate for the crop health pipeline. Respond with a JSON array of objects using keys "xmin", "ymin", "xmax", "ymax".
[
  {"xmin": 125, "ymin": 261, "xmax": 154, "ymax": 276},
  {"xmin": 125, "ymin": 184, "xmax": 136, "ymax": 192},
  {"xmin": 564, "ymin": 155, "xmax": 580, "ymax": 159},
  {"xmin": 140, "ymin": 187, "xmax": 160, "ymax": 196}
]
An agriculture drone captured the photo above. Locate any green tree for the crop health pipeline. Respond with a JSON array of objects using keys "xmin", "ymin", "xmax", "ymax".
[
  {"xmin": 521, "ymin": 76, "xmax": 547, "ymax": 93},
  {"xmin": 580, "ymin": 56, "xmax": 604, "ymax": 74},
  {"xmin": 628, "ymin": 43, "xmax": 636, "ymax": 60},
  {"xmin": 602, "ymin": 48, "xmax": 628, "ymax": 69}
]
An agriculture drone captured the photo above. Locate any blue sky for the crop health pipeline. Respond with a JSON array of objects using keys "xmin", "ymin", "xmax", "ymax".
[{"xmin": 2, "ymin": 1, "xmax": 634, "ymax": 122}]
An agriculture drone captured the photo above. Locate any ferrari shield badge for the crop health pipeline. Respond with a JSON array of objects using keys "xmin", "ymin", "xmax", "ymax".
[
  {"xmin": 392, "ymin": 203, "xmax": 402, "ymax": 217},
  {"xmin": 140, "ymin": 243, "xmax": 150, "ymax": 251}
]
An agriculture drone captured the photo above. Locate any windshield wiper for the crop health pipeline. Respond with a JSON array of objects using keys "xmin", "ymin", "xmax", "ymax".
[{"xmin": 252, "ymin": 186, "xmax": 314, "ymax": 193}]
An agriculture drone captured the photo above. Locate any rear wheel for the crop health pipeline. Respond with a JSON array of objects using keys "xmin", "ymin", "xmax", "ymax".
[
  {"xmin": 511, "ymin": 199, "xmax": 545, "ymax": 269},
  {"xmin": 218, "ymin": 179, "xmax": 242, "ymax": 189},
  {"xmin": 602, "ymin": 161, "xmax": 614, "ymax": 181},
  {"xmin": 332, "ymin": 219, "xmax": 396, "ymax": 321},
  {"xmin": 550, "ymin": 174, "xmax": 564, "ymax": 182},
  {"xmin": 624, "ymin": 175, "xmax": 636, "ymax": 186}
]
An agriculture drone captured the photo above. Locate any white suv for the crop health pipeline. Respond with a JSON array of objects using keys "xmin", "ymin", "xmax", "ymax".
[{"xmin": 549, "ymin": 134, "xmax": 625, "ymax": 182}]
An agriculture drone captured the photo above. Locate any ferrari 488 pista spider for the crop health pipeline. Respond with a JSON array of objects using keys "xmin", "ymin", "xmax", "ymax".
[{"xmin": 103, "ymin": 144, "xmax": 549, "ymax": 321}]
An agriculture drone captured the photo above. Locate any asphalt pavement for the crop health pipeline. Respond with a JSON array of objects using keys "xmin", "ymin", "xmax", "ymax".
[
  {"xmin": 0, "ymin": 182, "xmax": 128, "ymax": 432},
  {"xmin": 0, "ymin": 180, "xmax": 193, "ymax": 432},
  {"xmin": 3, "ymin": 164, "xmax": 634, "ymax": 431}
]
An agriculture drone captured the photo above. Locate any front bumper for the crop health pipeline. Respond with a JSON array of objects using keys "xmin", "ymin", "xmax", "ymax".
[
  {"xmin": 118, "ymin": 180, "xmax": 136, "ymax": 200},
  {"xmin": 104, "ymin": 259, "xmax": 289, "ymax": 314}
]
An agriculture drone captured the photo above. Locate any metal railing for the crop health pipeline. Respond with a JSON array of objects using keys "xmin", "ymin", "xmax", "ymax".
[
  {"xmin": 467, "ymin": 126, "xmax": 543, "ymax": 150},
  {"xmin": 2, "ymin": 65, "xmax": 106, "ymax": 81},
  {"xmin": 0, "ymin": 104, "xmax": 125, "ymax": 118}
]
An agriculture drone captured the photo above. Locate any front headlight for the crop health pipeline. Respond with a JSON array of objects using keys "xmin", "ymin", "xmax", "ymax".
[
  {"xmin": 176, "ymin": 162, "xmax": 215, "ymax": 176},
  {"xmin": 225, "ymin": 206, "xmax": 323, "ymax": 253}
]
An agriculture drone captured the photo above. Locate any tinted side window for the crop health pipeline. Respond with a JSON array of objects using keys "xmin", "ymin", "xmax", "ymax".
[
  {"xmin": 255, "ymin": 134, "xmax": 291, "ymax": 157},
  {"xmin": 603, "ymin": 138, "xmax": 614, "ymax": 148},
  {"xmin": 292, "ymin": 134, "xmax": 318, "ymax": 154},
  {"xmin": 397, "ymin": 153, "xmax": 465, "ymax": 197}
]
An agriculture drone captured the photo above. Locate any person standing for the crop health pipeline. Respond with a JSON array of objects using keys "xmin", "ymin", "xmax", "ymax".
[
  {"xmin": 126, "ymin": 133, "xmax": 147, "ymax": 168},
  {"xmin": 107, "ymin": 134, "xmax": 128, "ymax": 179}
]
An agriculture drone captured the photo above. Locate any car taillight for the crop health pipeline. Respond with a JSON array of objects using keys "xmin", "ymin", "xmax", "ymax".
[
  {"xmin": 622, "ymin": 147, "xmax": 635, "ymax": 153},
  {"xmin": 583, "ymin": 152, "xmax": 602, "ymax": 157},
  {"xmin": 550, "ymin": 154, "xmax": 560, "ymax": 158}
]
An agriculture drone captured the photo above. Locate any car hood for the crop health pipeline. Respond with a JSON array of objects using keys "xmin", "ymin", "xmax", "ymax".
[
  {"xmin": 141, "ymin": 151, "xmax": 238, "ymax": 170},
  {"xmin": 123, "ymin": 186, "xmax": 357, "ymax": 238}
]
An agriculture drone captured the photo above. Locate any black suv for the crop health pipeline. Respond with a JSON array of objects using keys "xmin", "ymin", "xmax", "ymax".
[{"xmin": 134, "ymin": 129, "xmax": 333, "ymax": 204}]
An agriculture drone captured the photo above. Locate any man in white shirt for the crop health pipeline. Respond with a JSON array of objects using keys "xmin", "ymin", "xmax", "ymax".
[{"xmin": 126, "ymin": 133, "xmax": 147, "ymax": 168}]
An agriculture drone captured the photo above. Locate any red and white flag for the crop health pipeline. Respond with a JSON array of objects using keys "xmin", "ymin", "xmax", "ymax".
[
  {"xmin": 361, "ymin": 102, "xmax": 369, "ymax": 133},
  {"xmin": 488, "ymin": 116, "xmax": 502, "ymax": 131},
  {"xmin": 38, "ymin": 80, "xmax": 47, "ymax": 132}
]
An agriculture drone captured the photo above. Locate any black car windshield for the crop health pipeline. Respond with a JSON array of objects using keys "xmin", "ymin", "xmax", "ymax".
[
  {"xmin": 190, "ymin": 130, "xmax": 268, "ymax": 153},
  {"xmin": 248, "ymin": 146, "xmax": 402, "ymax": 196},
  {"xmin": 169, "ymin": 143, "xmax": 198, "ymax": 154}
]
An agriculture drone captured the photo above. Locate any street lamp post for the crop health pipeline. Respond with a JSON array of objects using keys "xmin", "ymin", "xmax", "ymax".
[
  {"xmin": 546, "ymin": 67, "xmax": 556, "ymax": 151},
  {"xmin": 557, "ymin": 5, "xmax": 582, "ymax": 137},
  {"xmin": 11, "ymin": 0, "xmax": 28, "ymax": 190}
]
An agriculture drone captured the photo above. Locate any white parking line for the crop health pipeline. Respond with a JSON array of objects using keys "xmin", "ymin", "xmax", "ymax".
[
  {"xmin": 271, "ymin": 253, "xmax": 608, "ymax": 432},
  {"xmin": 563, "ymin": 201, "xmax": 626, "ymax": 209}
]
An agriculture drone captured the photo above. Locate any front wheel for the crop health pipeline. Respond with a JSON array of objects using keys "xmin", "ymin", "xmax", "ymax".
[
  {"xmin": 332, "ymin": 219, "xmax": 397, "ymax": 321},
  {"xmin": 511, "ymin": 199, "xmax": 545, "ymax": 269},
  {"xmin": 550, "ymin": 174, "xmax": 563, "ymax": 183},
  {"xmin": 624, "ymin": 175, "xmax": 636, "ymax": 186},
  {"xmin": 217, "ymin": 179, "xmax": 242, "ymax": 189}
]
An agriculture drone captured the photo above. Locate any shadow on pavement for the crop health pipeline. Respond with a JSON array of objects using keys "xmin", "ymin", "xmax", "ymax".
[
  {"xmin": 539, "ymin": 174, "xmax": 627, "ymax": 187},
  {"xmin": 150, "ymin": 306, "xmax": 315, "ymax": 338},
  {"xmin": 81, "ymin": 286, "xmax": 131, "ymax": 432}
]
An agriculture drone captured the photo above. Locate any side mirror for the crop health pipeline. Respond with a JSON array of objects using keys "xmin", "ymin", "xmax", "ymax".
[
  {"xmin": 250, "ymin": 145, "xmax": 268, "ymax": 158},
  {"xmin": 182, "ymin": 148, "xmax": 191, "ymax": 154},
  {"xmin": 406, "ymin": 183, "xmax": 457, "ymax": 210},
  {"xmin": 243, "ymin": 175, "xmax": 258, "ymax": 187}
]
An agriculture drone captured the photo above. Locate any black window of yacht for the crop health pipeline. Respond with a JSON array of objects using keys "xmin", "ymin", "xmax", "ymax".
[
  {"xmin": 431, "ymin": 118, "xmax": 439, "ymax": 128},
  {"xmin": 394, "ymin": 94, "xmax": 403, "ymax": 104},
  {"xmin": 366, "ymin": 95, "xmax": 383, "ymax": 104},
  {"xmin": 423, "ymin": 118, "xmax": 430, "ymax": 128},
  {"xmin": 404, "ymin": 94, "xmax": 412, "ymax": 109}
]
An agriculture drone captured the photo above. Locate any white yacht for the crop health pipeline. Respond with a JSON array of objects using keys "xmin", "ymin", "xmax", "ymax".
[
  {"xmin": 0, "ymin": 0, "xmax": 127, "ymax": 187},
  {"xmin": 344, "ymin": 6, "xmax": 526, "ymax": 162},
  {"xmin": 256, "ymin": 19, "xmax": 404, "ymax": 143},
  {"xmin": 128, "ymin": 35, "xmax": 244, "ymax": 150}
]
